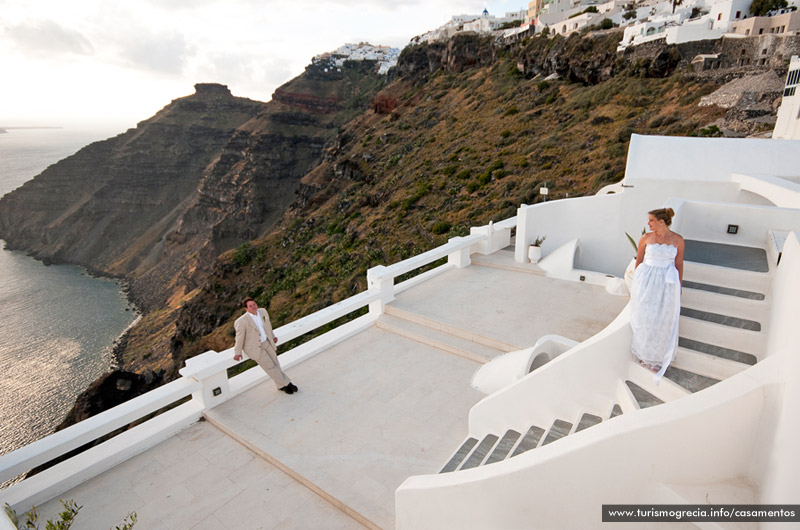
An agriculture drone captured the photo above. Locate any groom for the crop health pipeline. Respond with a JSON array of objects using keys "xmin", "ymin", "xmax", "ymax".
[{"xmin": 234, "ymin": 297, "xmax": 298, "ymax": 395}]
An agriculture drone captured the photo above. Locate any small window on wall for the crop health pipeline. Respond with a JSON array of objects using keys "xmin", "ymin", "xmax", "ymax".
[
  {"xmin": 745, "ymin": 29, "xmax": 750, "ymax": 35},
  {"xmin": 736, "ymin": 10, "xmax": 741, "ymax": 17},
  {"xmin": 759, "ymin": 28, "xmax": 764, "ymax": 34},
  {"xmin": 717, "ymin": 13, "xmax": 722, "ymax": 20}
]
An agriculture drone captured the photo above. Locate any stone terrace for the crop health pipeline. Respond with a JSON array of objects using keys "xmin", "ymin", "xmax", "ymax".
[{"xmin": 35, "ymin": 257, "xmax": 628, "ymax": 529}]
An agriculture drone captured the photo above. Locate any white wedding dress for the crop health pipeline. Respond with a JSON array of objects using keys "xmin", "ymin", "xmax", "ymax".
[{"xmin": 630, "ymin": 243, "xmax": 680, "ymax": 379}]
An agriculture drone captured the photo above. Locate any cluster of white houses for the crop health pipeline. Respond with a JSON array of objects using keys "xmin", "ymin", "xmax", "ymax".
[
  {"xmin": 313, "ymin": 43, "xmax": 401, "ymax": 75},
  {"xmin": 414, "ymin": 0, "xmax": 799, "ymax": 51}
]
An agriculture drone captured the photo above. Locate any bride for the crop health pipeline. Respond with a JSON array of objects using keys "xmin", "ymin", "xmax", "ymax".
[{"xmin": 630, "ymin": 208, "xmax": 684, "ymax": 379}]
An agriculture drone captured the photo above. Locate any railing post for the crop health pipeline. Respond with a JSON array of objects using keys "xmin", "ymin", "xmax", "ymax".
[
  {"xmin": 515, "ymin": 203, "xmax": 530, "ymax": 263},
  {"xmin": 447, "ymin": 236, "xmax": 472, "ymax": 268},
  {"xmin": 179, "ymin": 351, "xmax": 231, "ymax": 410},
  {"xmin": 367, "ymin": 265, "xmax": 395, "ymax": 316},
  {"xmin": 469, "ymin": 222, "xmax": 491, "ymax": 255}
]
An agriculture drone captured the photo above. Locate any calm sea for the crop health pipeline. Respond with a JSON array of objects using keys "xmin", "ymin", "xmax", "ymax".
[{"xmin": 0, "ymin": 128, "xmax": 137, "ymax": 460}]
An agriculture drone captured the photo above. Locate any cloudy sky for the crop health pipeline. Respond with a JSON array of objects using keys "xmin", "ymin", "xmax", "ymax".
[{"xmin": 1, "ymin": 0, "xmax": 524, "ymax": 132}]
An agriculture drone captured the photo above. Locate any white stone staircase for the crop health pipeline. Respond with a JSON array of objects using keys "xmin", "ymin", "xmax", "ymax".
[{"xmin": 438, "ymin": 244, "xmax": 771, "ymax": 474}]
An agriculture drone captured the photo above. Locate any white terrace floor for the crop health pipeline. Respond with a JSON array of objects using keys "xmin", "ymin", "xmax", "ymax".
[{"xmin": 35, "ymin": 254, "xmax": 628, "ymax": 530}]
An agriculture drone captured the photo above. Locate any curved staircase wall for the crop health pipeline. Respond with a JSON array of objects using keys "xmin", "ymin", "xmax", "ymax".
[
  {"xmin": 757, "ymin": 232, "xmax": 800, "ymax": 506},
  {"xmin": 467, "ymin": 307, "xmax": 631, "ymax": 437},
  {"xmin": 396, "ymin": 373, "xmax": 766, "ymax": 530}
]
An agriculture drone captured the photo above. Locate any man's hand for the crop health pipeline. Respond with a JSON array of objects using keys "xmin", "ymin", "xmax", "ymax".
[
  {"xmin": 273, "ymin": 336, "xmax": 278, "ymax": 344},
  {"xmin": 234, "ymin": 353, "xmax": 242, "ymax": 361}
]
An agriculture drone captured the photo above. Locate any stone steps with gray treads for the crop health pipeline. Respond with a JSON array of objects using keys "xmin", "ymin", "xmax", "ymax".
[
  {"xmin": 663, "ymin": 365, "xmax": 720, "ymax": 394},
  {"xmin": 671, "ymin": 347, "xmax": 751, "ymax": 380},
  {"xmin": 575, "ymin": 413, "xmax": 603, "ymax": 432},
  {"xmin": 541, "ymin": 419, "xmax": 573, "ymax": 446},
  {"xmin": 460, "ymin": 434, "xmax": 499, "ymax": 470},
  {"xmin": 625, "ymin": 381, "xmax": 664, "ymax": 409},
  {"xmin": 682, "ymin": 280, "xmax": 764, "ymax": 300},
  {"xmin": 678, "ymin": 337, "xmax": 758, "ymax": 365},
  {"xmin": 681, "ymin": 286, "xmax": 769, "ymax": 325},
  {"xmin": 440, "ymin": 437, "xmax": 478, "ymax": 473},
  {"xmin": 684, "ymin": 240, "xmax": 769, "ymax": 273},
  {"xmin": 683, "ymin": 260, "xmax": 771, "ymax": 295},
  {"xmin": 485, "ymin": 429, "xmax": 522, "ymax": 465},
  {"xmin": 511, "ymin": 425, "xmax": 546, "ymax": 457},
  {"xmin": 680, "ymin": 306, "xmax": 761, "ymax": 331},
  {"xmin": 679, "ymin": 315, "xmax": 764, "ymax": 355}
]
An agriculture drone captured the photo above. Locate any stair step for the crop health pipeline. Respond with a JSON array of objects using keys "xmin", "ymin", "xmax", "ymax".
[
  {"xmin": 671, "ymin": 347, "xmax": 750, "ymax": 380},
  {"xmin": 575, "ymin": 413, "xmax": 603, "ymax": 432},
  {"xmin": 485, "ymin": 429, "xmax": 522, "ymax": 465},
  {"xmin": 682, "ymin": 280, "xmax": 764, "ymax": 300},
  {"xmin": 510, "ymin": 425, "xmax": 545, "ymax": 457},
  {"xmin": 683, "ymin": 260, "xmax": 770, "ymax": 294},
  {"xmin": 377, "ymin": 314, "xmax": 503, "ymax": 364},
  {"xmin": 609, "ymin": 404, "xmax": 623, "ymax": 418},
  {"xmin": 625, "ymin": 380, "xmax": 664, "ymax": 409},
  {"xmin": 628, "ymin": 363, "xmax": 691, "ymax": 402},
  {"xmin": 684, "ymin": 240, "xmax": 769, "ymax": 273},
  {"xmin": 616, "ymin": 380, "xmax": 641, "ymax": 413},
  {"xmin": 541, "ymin": 419, "xmax": 573, "ymax": 446},
  {"xmin": 384, "ymin": 305, "xmax": 518, "ymax": 353},
  {"xmin": 679, "ymin": 315, "xmax": 764, "ymax": 355},
  {"xmin": 678, "ymin": 337, "xmax": 757, "ymax": 366},
  {"xmin": 680, "ymin": 287, "xmax": 769, "ymax": 325},
  {"xmin": 663, "ymin": 365, "xmax": 720, "ymax": 394},
  {"xmin": 680, "ymin": 306, "xmax": 761, "ymax": 331},
  {"xmin": 440, "ymin": 437, "xmax": 478, "ymax": 473},
  {"xmin": 460, "ymin": 434, "xmax": 499, "ymax": 469}
]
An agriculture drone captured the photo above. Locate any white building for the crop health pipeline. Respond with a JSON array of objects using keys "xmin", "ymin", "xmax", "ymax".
[
  {"xmin": 417, "ymin": 9, "xmax": 527, "ymax": 42},
  {"xmin": 774, "ymin": 55, "xmax": 800, "ymax": 139},
  {"xmin": 618, "ymin": 0, "xmax": 751, "ymax": 50}
]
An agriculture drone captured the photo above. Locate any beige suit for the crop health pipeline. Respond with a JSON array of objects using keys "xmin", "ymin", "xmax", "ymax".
[{"xmin": 234, "ymin": 308, "xmax": 291, "ymax": 388}]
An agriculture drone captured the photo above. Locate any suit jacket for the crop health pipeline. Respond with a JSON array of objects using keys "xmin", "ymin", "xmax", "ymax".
[{"xmin": 234, "ymin": 308, "xmax": 277, "ymax": 358}]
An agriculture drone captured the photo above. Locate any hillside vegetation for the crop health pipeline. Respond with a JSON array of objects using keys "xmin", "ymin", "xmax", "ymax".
[{"xmin": 170, "ymin": 30, "xmax": 729, "ymax": 370}]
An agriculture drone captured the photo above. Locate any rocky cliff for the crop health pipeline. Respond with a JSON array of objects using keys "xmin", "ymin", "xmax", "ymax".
[{"xmin": 0, "ymin": 60, "xmax": 387, "ymax": 373}]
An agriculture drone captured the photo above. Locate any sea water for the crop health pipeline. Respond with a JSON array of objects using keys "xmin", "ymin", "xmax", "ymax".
[{"xmin": 0, "ymin": 128, "xmax": 137, "ymax": 459}]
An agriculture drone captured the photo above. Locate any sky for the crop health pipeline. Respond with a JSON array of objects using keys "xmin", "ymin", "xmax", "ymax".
[{"xmin": 0, "ymin": 0, "xmax": 525, "ymax": 133}]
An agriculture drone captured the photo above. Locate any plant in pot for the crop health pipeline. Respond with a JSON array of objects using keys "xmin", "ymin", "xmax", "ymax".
[
  {"xmin": 528, "ymin": 235, "xmax": 546, "ymax": 264},
  {"xmin": 623, "ymin": 229, "xmax": 644, "ymax": 291}
]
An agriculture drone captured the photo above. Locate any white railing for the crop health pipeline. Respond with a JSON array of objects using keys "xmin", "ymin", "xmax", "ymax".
[
  {"xmin": 0, "ymin": 378, "xmax": 199, "ymax": 485},
  {"xmin": 0, "ymin": 217, "xmax": 516, "ymax": 512}
]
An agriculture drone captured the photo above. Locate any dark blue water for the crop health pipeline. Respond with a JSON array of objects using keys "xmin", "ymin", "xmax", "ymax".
[{"xmin": 0, "ymin": 128, "xmax": 137, "ymax": 458}]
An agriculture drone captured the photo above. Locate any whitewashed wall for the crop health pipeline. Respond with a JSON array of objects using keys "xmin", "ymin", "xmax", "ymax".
[
  {"xmin": 756, "ymin": 233, "xmax": 800, "ymax": 512},
  {"xmin": 515, "ymin": 178, "xmax": 741, "ymax": 276},
  {"xmin": 624, "ymin": 135, "xmax": 800, "ymax": 182}
]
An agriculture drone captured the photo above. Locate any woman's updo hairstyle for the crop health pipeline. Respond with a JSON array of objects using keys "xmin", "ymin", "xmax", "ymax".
[{"xmin": 649, "ymin": 207, "xmax": 675, "ymax": 226}]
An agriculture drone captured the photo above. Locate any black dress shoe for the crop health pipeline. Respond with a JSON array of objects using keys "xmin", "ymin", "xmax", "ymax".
[
  {"xmin": 279, "ymin": 384, "xmax": 295, "ymax": 394},
  {"xmin": 287, "ymin": 382, "xmax": 298, "ymax": 393}
]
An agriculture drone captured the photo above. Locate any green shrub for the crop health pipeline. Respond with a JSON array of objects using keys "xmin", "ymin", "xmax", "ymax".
[
  {"xmin": 466, "ymin": 181, "xmax": 481, "ymax": 193},
  {"xmin": 233, "ymin": 243, "xmax": 254, "ymax": 267},
  {"xmin": 504, "ymin": 106, "xmax": 520, "ymax": 116},
  {"xmin": 500, "ymin": 129, "xmax": 512, "ymax": 138},
  {"xmin": 432, "ymin": 221, "xmax": 452, "ymax": 235}
]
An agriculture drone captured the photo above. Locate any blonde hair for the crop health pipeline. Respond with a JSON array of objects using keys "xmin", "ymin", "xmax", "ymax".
[{"xmin": 649, "ymin": 207, "xmax": 675, "ymax": 226}]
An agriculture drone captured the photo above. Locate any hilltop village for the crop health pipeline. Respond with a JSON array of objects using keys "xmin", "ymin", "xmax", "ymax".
[{"xmin": 416, "ymin": 0, "xmax": 798, "ymax": 51}]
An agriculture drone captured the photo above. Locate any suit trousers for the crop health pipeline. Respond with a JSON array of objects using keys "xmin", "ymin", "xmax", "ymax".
[{"xmin": 250, "ymin": 341, "xmax": 291, "ymax": 388}]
